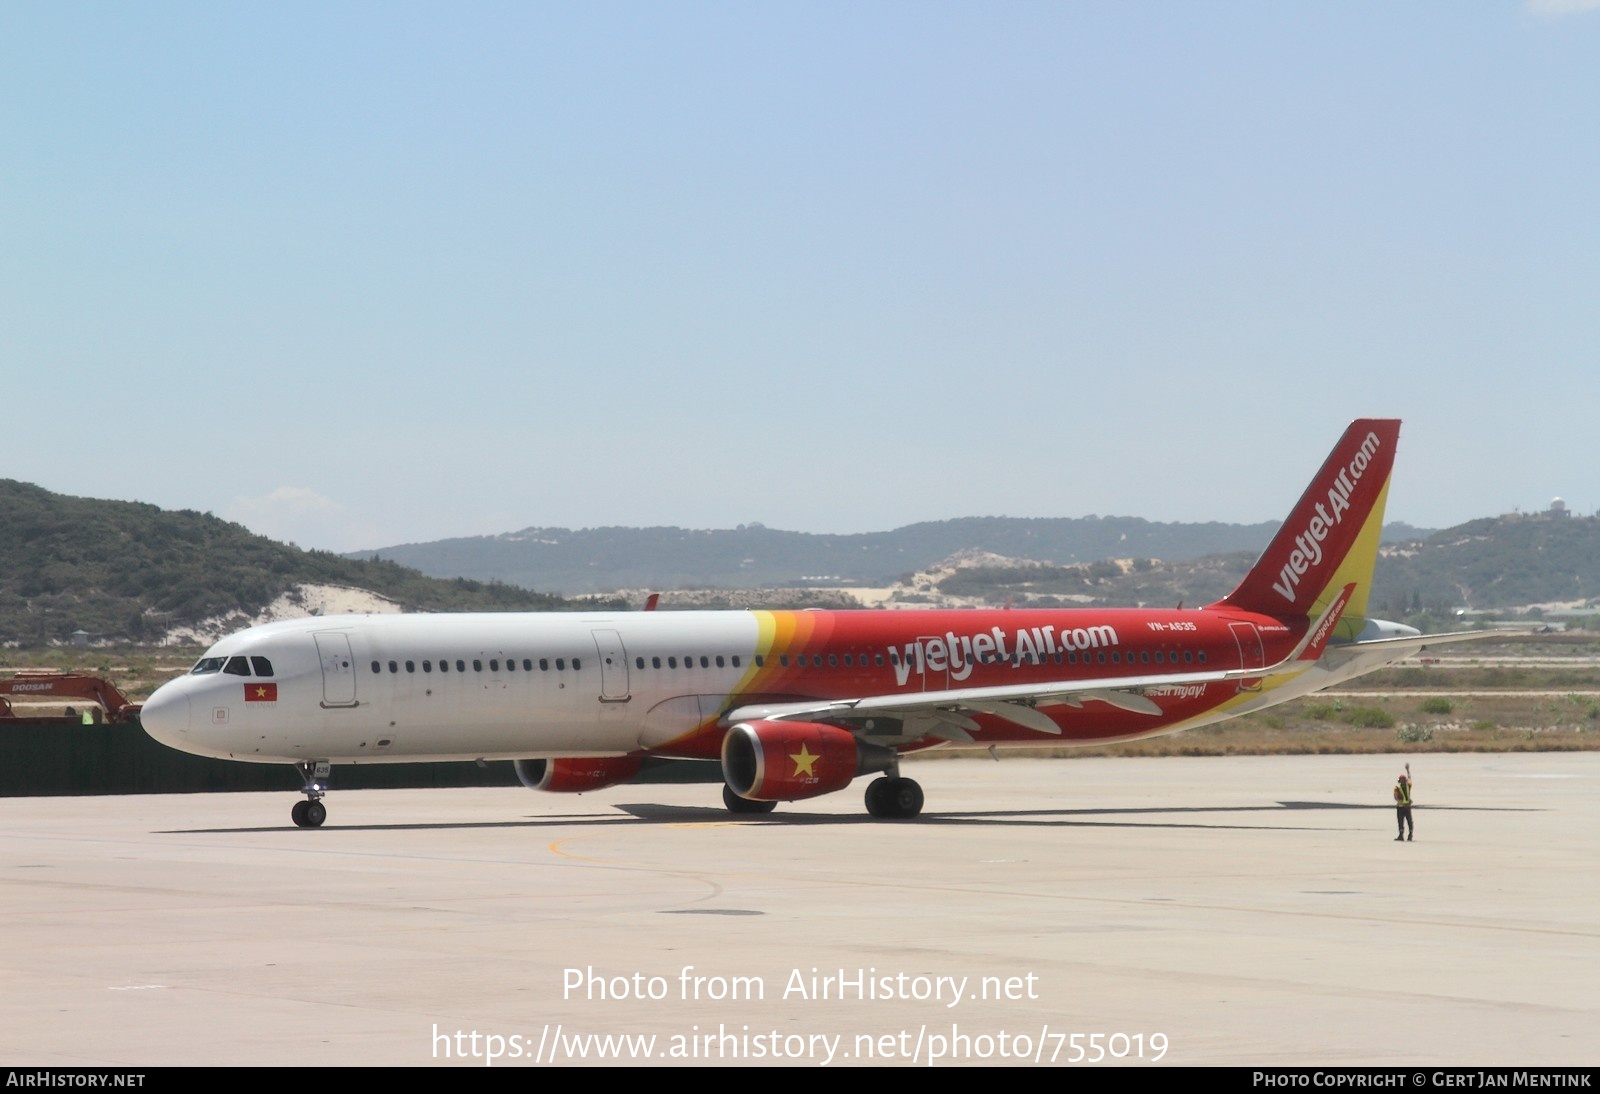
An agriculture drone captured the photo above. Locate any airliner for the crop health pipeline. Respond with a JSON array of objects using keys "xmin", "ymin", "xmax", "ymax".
[{"xmin": 140, "ymin": 419, "xmax": 1482, "ymax": 827}]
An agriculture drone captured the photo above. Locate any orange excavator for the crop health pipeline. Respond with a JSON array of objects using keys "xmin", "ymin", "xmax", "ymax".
[{"xmin": 0, "ymin": 672, "xmax": 143, "ymax": 724}]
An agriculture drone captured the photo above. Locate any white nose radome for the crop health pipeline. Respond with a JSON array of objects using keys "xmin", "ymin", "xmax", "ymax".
[{"xmin": 139, "ymin": 682, "xmax": 192, "ymax": 750}]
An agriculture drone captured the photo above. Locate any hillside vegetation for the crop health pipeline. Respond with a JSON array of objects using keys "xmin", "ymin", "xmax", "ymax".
[
  {"xmin": 0, "ymin": 480, "xmax": 598, "ymax": 644},
  {"xmin": 1374, "ymin": 514, "xmax": 1600, "ymax": 611}
]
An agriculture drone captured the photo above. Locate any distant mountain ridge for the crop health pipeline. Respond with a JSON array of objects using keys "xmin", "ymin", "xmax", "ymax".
[
  {"xmin": 352, "ymin": 517, "xmax": 1436, "ymax": 596},
  {"xmin": 12, "ymin": 471, "xmax": 1598, "ymax": 650}
]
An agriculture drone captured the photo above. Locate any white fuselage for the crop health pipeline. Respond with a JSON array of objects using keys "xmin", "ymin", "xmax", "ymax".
[{"xmin": 141, "ymin": 612, "xmax": 770, "ymax": 764}]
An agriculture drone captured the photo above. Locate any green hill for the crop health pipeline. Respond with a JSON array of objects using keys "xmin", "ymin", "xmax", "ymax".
[
  {"xmin": 1372, "ymin": 514, "xmax": 1600, "ymax": 613},
  {"xmin": 0, "ymin": 480, "xmax": 599, "ymax": 644}
]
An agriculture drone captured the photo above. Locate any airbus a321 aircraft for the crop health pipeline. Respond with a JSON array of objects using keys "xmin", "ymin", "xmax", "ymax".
[{"xmin": 141, "ymin": 419, "xmax": 1481, "ymax": 827}]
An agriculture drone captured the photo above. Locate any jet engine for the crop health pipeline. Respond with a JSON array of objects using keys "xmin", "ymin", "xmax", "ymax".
[
  {"xmin": 513, "ymin": 756, "xmax": 643, "ymax": 793},
  {"xmin": 721, "ymin": 720, "xmax": 894, "ymax": 802}
]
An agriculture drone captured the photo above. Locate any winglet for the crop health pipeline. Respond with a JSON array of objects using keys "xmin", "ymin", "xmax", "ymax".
[{"xmin": 1210, "ymin": 419, "xmax": 1398, "ymax": 636}]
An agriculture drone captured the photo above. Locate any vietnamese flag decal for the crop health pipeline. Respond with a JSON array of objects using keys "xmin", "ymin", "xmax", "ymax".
[{"xmin": 244, "ymin": 683, "xmax": 278, "ymax": 702}]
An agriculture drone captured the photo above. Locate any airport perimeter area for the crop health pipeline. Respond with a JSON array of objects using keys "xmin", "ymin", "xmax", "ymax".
[{"xmin": 1, "ymin": 753, "xmax": 1595, "ymax": 1067}]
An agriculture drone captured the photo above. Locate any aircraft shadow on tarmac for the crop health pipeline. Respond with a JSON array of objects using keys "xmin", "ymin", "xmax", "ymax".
[{"xmin": 166, "ymin": 800, "xmax": 1538, "ymax": 835}]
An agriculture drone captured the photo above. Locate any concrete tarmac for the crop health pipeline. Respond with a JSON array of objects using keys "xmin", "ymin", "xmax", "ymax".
[{"xmin": 1, "ymin": 753, "xmax": 1595, "ymax": 1068}]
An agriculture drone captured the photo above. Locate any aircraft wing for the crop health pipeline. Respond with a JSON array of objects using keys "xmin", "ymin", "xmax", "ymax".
[{"xmin": 724, "ymin": 664, "xmax": 1229, "ymax": 740}]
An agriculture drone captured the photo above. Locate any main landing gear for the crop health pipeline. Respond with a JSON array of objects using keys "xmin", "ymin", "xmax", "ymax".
[
  {"xmin": 864, "ymin": 775, "xmax": 924, "ymax": 819},
  {"xmin": 722, "ymin": 784, "xmax": 777, "ymax": 814},
  {"xmin": 292, "ymin": 760, "xmax": 331, "ymax": 828},
  {"xmin": 717, "ymin": 769, "xmax": 924, "ymax": 820}
]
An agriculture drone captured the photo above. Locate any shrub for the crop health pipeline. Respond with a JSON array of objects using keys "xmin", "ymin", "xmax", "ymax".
[{"xmin": 1344, "ymin": 706, "xmax": 1396, "ymax": 729}]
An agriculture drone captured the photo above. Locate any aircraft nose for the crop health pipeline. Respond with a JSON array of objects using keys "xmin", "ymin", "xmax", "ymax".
[{"xmin": 139, "ymin": 683, "xmax": 192, "ymax": 748}]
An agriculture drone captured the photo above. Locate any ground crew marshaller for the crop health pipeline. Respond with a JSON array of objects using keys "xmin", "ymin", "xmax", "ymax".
[{"xmin": 1393, "ymin": 762, "xmax": 1414, "ymax": 842}]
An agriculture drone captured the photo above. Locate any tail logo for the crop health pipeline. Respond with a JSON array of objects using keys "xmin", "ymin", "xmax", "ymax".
[{"xmin": 1269, "ymin": 430, "xmax": 1382, "ymax": 604}]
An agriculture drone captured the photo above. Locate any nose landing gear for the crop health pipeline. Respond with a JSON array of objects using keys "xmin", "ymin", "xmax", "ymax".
[{"xmin": 292, "ymin": 761, "xmax": 331, "ymax": 828}]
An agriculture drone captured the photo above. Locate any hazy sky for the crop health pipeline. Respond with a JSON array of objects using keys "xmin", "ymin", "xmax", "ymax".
[{"xmin": 4, "ymin": 2, "xmax": 1597, "ymax": 552}]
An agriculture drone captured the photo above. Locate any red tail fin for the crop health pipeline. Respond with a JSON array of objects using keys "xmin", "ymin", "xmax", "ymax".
[{"xmin": 1211, "ymin": 419, "xmax": 1399, "ymax": 625}]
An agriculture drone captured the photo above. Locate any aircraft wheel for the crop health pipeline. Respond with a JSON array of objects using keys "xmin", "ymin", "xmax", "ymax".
[
  {"xmin": 304, "ymin": 800, "xmax": 327, "ymax": 828},
  {"xmin": 291, "ymin": 801, "xmax": 310, "ymax": 827},
  {"xmin": 722, "ymin": 784, "xmax": 777, "ymax": 814},
  {"xmin": 867, "ymin": 777, "xmax": 922, "ymax": 819},
  {"xmin": 864, "ymin": 777, "xmax": 892, "ymax": 818},
  {"xmin": 887, "ymin": 777, "xmax": 924, "ymax": 819}
]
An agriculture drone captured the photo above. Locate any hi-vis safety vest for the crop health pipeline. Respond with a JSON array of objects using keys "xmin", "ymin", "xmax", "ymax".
[{"xmin": 1394, "ymin": 781, "xmax": 1412, "ymax": 806}]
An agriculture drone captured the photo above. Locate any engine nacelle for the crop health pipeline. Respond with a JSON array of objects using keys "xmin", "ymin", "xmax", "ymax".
[
  {"xmin": 513, "ymin": 756, "xmax": 643, "ymax": 793},
  {"xmin": 721, "ymin": 720, "xmax": 894, "ymax": 802}
]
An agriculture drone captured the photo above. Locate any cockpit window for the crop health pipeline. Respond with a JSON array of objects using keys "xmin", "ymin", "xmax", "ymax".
[
  {"xmin": 191, "ymin": 657, "xmax": 226, "ymax": 675},
  {"xmin": 224, "ymin": 656, "xmax": 251, "ymax": 676},
  {"xmin": 250, "ymin": 657, "xmax": 274, "ymax": 677}
]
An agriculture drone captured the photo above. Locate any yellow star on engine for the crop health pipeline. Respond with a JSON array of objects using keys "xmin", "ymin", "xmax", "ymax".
[{"xmin": 790, "ymin": 744, "xmax": 819, "ymax": 777}]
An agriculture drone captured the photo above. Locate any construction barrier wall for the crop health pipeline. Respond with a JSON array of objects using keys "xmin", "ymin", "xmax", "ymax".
[{"xmin": 0, "ymin": 721, "xmax": 719, "ymax": 796}]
